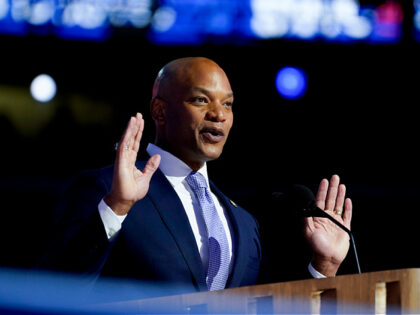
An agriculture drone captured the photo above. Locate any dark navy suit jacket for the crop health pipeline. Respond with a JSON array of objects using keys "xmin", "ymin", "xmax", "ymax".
[{"xmin": 39, "ymin": 161, "xmax": 262, "ymax": 294}]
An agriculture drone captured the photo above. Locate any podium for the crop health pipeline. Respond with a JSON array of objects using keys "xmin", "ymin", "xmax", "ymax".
[{"xmin": 103, "ymin": 268, "xmax": 420, "ymax": 314}]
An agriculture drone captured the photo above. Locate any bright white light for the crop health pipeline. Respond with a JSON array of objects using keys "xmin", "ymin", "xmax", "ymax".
[
  {"xmin": 30, "ymin": 74, "xmax": 57, "ymax": 103},
  {"xmin": 0, "ymin": 0, "xmax": 9, "ymax": 20},
  {"xmin": 152, "ymin": 6, "xmax": 176, "ymax": 33},
  {"xmin": 109, "ymin": 12, "xmax": 129, "ymax": 27},
  {"xmin": 250, "ymin": 0, "xmax": 292, "ymax": 38},
  {"xmin": 29, "ymin": 0, "xmax": 54, "ymax": 25},
  {"xmin": 129, "ymin": 8, "xmax": 152, "ymax": 28},
  {"xmin": 332, "ymin": 0, "xmax": 359, "ymax": 22},
  {"xmin": 127, "ymin": 0, "xmax": 152, "ymax": 28},
  {"xmin": 292, "ymin": 19, "xmax": 319, "ymax": 39},
  {"xmin": 11, "ymin": 0, "xmax": 30, "ymax": 22},
  {"xmin": 343, "ymin": 16, "xmax": 372, "ymax": 39},
  {"xmin": 320, "ymin": 14, "xmax": 341, "ymax": 38},
  {"xmin": 291, "ymin": 0, "xmax": 322, "ymax": 39},
  {"xmin": 62, "ymin": 3, "xmax": 107, "ymax": 29},
  {"xmin": 249, "ymin": 0, "xmax": 374, "ymax": 41},
  {"xmin": 251, "ymin": 0, "xmax": 295, "ymax": 17},
  {"xmin": 250, "ymin": 14, "xmax": 288, "ymax": 38}
]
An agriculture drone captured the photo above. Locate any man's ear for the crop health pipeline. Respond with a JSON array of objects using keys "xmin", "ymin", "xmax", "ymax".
[{"xmin": 150, "ymin": 97, "xmax": 166, "ymax": 125}]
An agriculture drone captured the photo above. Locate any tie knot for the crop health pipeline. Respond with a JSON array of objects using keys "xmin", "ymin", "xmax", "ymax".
[{"xmin": 186, "ymin": 171, "xmax": 208, "ymax": 190}]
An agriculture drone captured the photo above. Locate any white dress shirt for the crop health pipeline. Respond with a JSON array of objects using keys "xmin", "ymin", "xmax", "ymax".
[
  {"xmin": 98, "ymin": 143, "xmax": 234, "ymax": 270},
  {"xmin": 98, "ymin": 143, "xmax": 324, "ymax": 278}
]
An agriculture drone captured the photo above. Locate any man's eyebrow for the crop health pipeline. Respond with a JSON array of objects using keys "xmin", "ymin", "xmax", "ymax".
[{"xmin": 193, "ymin": 87, "xmax": 234, "ymax": 98}]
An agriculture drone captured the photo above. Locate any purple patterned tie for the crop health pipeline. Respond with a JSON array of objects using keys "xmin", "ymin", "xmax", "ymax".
[{"xmin": 186, "ymin": 171, "xmax": 230, "ymax": 291}]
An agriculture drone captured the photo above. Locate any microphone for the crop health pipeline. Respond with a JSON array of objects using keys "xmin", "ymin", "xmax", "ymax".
[{"xmin": 273, "ymin": 184, "xmax": 361, "ymax": 274}]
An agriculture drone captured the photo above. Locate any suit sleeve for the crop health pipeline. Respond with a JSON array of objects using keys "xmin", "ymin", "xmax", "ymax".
[{"xmin": 37, "ymin": 169, "xmax": 114, "ymax": 276}]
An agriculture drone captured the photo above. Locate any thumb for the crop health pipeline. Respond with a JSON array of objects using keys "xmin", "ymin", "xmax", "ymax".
[{"xmin": 142, "ymin": 154, "xmax": 161, "ymax": 178}]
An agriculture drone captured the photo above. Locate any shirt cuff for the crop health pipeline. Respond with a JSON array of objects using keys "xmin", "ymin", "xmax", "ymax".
[
  {"xmin": 308, "ymin": 262, "xmax": 327, "ymax": 279},
  {"xmin": 98, "ymin": 198, "xmax": 127, "ymax": 239}
]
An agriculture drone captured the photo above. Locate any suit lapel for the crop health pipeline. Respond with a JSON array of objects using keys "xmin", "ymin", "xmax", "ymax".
[
  {"xmin": 144, "ymin": 164, "xmax": 207, "ymax": 291},
  {"xmin": 210, "ymin": 182, "xmax": 251, "ymax": 289}
]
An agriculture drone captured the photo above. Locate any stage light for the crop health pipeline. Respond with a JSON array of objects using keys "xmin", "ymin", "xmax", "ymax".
[
  {"xmin": 151, "ymin": 6, "xmax": 176, "ymax": 33},
  {"xmin": 30, "ymin": 74, "xmax": 57, "ymax": 103},
  {"xmin": 275, "ymin": 67, "xmax": 307, "ymax": 100},
  {"xmin": 62, "ymin": 3, "xmax": 106, "ymax": 29},
  {"xmin": 290, "ymin": 0, "xmax": 322, "ymax": 39},
  {"xmin": 28, "ymin": 0, "xmax": 54, "ymax": 25},
  {"xmin": 0, "ymin": 0, "xmax": 9, "ymax": 20},
  {"xmin": 320, "ymin": 15, "xmax": 341, "ymax": 38},
  {"xmin": 11, "ymin": 0, "xmax": 29, "ymax": 22},
  {"xmin": 250, "ymin": 0, "xmax": 289, "ymax": 38},
  {"xmin": 292, "ymin": 19, "xmax": 319, "ymax": 39},
  {"xmin": 250, "ymin": 14, "xmax": 288, "ymax": 39}
]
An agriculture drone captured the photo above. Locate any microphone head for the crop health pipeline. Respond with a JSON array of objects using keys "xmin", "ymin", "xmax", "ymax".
[{"xmin": 273, "ymin": 184, "xmax": 316, "ymax": 216}]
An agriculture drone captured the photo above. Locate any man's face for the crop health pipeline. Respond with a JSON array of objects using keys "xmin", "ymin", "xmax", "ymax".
[{"xmin": 160, "ymin": 60, "xmax": 234, "ymax": 170}]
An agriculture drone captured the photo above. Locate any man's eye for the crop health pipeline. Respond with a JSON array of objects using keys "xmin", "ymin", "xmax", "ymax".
[
  {"xmin": 224, "ymin": 101, "xmax": 233, "ymax": 107},
  {"xmin": 195, "ymin": 97, "xmax": 206, "ymax": 103}
]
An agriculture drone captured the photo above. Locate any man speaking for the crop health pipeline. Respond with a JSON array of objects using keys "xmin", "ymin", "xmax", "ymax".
[{"xmin": 39, "ymin": 57, "xmax": 352, "ymax": 294}]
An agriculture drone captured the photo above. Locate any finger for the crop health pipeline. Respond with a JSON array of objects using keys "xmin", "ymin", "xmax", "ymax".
[
  {"xmin": 325, "ymin": 174, "xmax": 340, "ymax": 211},
  {"xmin": 142, "ymin": 154, "xmax": 161, "ymax": 179},
  {"xmin": 334, "ymin": 184, "xmax": 346, "ymax": 215},
  {"xmin": 343, "ymin": 198, "xmax": 353, "ymax": 228},
  {"xmin": 127, "ymin": 115, "xmax": 141, "ymax": 150},
  {"xmin": 132, "ymin": 113, "xmax": 144, "ymax": 153},
  {"xmin": 119, "ymin": 115, "xmax": 141, "ymax": 154},
  {"xmin": 118, "ymin": 116, "xmax": 136, "ymax": 151},
  {"xmin": 315, "ymin": 178, "xmax": 328, "ymax": 210}
]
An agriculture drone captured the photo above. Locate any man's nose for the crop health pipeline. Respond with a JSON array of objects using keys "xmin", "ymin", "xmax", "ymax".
[{"xmin": 205, "ymin": 102, "xmax": 226, "ymax": 122}]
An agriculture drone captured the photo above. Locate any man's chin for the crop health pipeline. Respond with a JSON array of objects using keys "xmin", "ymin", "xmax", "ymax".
[{"xmin": 199, "ymin": 146, "xmax": 224, "ymax": 162}]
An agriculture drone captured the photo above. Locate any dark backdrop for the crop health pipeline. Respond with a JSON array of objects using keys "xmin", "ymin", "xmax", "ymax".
[{"xmin": 0, "ymin": 33, "xmax": 419, "ymax": 278}]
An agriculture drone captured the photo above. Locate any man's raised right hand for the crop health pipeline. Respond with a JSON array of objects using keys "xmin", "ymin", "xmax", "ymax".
[{"xmin": 104, "ymin": 113, "xmax": 161, "ymax": 215}]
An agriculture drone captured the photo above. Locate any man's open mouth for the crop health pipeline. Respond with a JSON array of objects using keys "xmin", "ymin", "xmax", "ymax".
[{"xmin": 200, "ymin": 127, "xmax": 225, "ymax": 143}]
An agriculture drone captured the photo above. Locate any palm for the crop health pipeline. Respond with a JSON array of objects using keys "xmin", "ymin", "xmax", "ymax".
[
  {"xmin": 305, "ymin": 214, "xmax": 349, "ymax": 265},
  {"xmin": 304, "ymin": 175, "xmax": 353, "ymax": 276},
  {"xmin": 113, "ymin": 147, "xmax": 150, "ymax": 202},
  {"xmin": 106, "ymin": 113, "xmax": 161, "ymax": 215}
]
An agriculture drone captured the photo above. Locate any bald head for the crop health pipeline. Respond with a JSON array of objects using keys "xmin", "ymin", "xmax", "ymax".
[
  {"xmin": 152, "ymin": 57, "xmax": 229, "ymax": 100},
  {"xmin": 149, "ymin": 57, "xmax": 234, "ymax": 170}
]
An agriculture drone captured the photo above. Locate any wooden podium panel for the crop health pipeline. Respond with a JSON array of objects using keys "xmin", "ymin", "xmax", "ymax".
[{"xmin": 103, "ymin": 268, "xmax": 420, "ymax": 314}]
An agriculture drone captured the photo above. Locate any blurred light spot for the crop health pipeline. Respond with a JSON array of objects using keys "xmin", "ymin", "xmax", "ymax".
[
  {"xmin": 291, "ymin": 0, "xmax": 322, "ymax": 39},
  {"xmin": 332, "ymin": 0, "xmax": 359, "ymax": 22},
  {"xmin": 415, "ymin": 11, "xmax": 420, "ymax": 30},
  {"xmin": 275, "ymin": 67, "xmax": 307, "ymax": 100},
  {"xmin": 250, "ymin": 0, "xmax": 290, "ymax": 38},
  {"xmin": 29, "ymin": 0, "xmax": 54, "ymax": 25},
  {"xmin": 343, "ymin": 16, "xmax": 372, "ymax": 38},
  {"xmin": 292, "ymin": 20, "xmax": 318, "ymax": 39},
  {"xmin": 152, "ymin": 6, "xmax": 176, "ymax": 33},
  {"xmin": 0, "ymin": 0, "xmax": 9, "ymax": 20},
  {"xmin": 320, "ymin": 14, "xmax": 341, "ymax": 38},
  {"xmin": 375, "ymin": 1, "xmax": 403, "ymax": 24},
  {"xmin": 11, "ymin": 0, "xmax": 30, "ymax": 22},
  {"xmin": 129, "ymin": 8, "xmax": 152, "ymax": 28},
  {"xmin": 30, "ymin": 74, "xmax": 57, "ymax": 103},
  {"xmin": 62, "ymin": 3, "xmax": 106, "ymax": 29},
  {"xmin": 108, "ymin": 12, "xmax": 129, "ymax": 27},
  {"xmin": 250, "ymin": 14, "xmax": 288, "ymax": 38},
  {"xmin": 373, "ymin": 1, "xmax": 403, "ymax": 39}
]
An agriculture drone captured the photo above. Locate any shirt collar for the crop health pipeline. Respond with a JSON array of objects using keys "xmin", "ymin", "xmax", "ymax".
[{"xmin": 146, "ymin": 143, "xmax": 209, "ymax": 188}]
